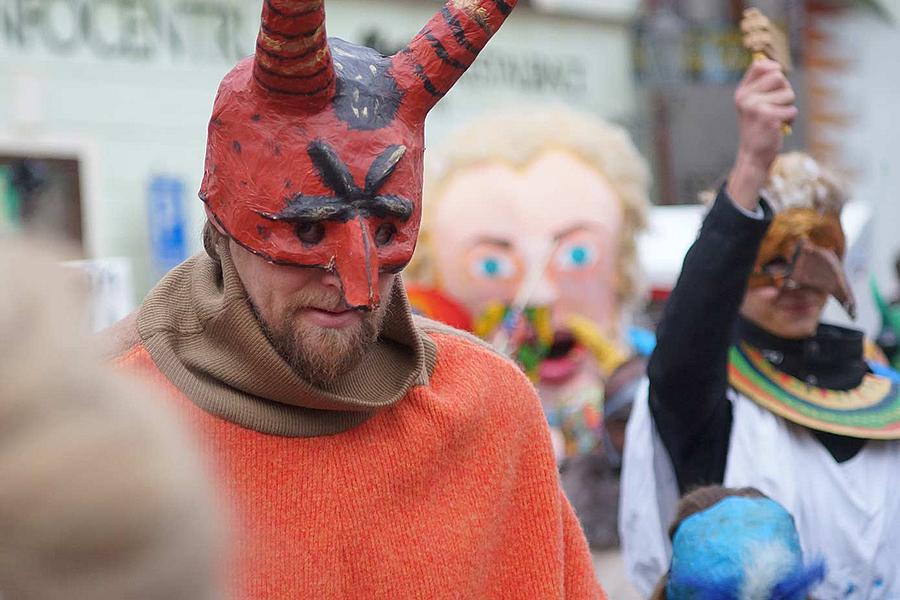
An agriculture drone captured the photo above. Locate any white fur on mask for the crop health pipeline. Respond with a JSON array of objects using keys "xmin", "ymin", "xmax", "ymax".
[
  {"xmin": 761, "ymin": 153, "xmax": 847, "ymax": 214},
  {"xmin": 739, "ymin": 541, "xmax": 796, "ymax": 600}
]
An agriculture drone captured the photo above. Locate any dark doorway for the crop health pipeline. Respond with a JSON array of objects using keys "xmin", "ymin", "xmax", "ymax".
[{"xmin": 0, "ymin": 156, "xmax": 83, "ymax": 252}]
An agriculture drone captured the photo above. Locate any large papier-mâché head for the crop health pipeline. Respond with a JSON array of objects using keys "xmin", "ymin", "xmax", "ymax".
[{"xmin": 201, "ymin": 0, "xmax": 517, "ymax": 309}]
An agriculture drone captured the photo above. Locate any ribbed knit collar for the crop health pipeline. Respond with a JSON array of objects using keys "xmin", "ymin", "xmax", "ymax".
[{"xmin": 137, "ymin": 237, "xmax": 436, "ymax": 437}]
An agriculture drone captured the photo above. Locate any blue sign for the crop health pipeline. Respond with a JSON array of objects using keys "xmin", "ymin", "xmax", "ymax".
[{"xmin": 148, "ymin": 175, "xmax": 188, "ymax": 277}]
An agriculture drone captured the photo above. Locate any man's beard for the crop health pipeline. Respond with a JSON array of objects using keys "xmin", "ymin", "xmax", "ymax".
[{"xmin": 250, "ymin": 291, "xmax": 390, "ymax": 388}]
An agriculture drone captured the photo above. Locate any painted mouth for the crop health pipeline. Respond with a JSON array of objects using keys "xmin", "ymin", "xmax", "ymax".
[{"xmin": 538, "ymin": 331, "xmax": 582, "ymax": 384}]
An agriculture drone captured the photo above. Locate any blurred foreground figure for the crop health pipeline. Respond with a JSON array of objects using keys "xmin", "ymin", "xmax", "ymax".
[
  {"xmin": 409, "ymin": 107, "xmax": 652, "ymax": 548},
  {"xmin": 621, "ymin": 59, "xmax": 900, "ymax": 599},
  {"xmin": 0, "ymin": 238, "xmax": 219, "ymax": 600},
  {"xmin": 106, "ymin": 1, "xmax": 602, "ymax": 598},
  {"xmin": 650, "ymin": 487, "xmax": 824, "ymax": 600}
]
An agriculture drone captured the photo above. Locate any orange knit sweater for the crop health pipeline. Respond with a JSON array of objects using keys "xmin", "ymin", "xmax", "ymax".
[{"xmin": 116, "ymin": 331, "xmax": 604, "ymax": 599}]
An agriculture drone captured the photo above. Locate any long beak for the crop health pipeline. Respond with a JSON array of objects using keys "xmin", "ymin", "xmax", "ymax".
[{"xmin": 789, "ymin": 242, "xmax": 857, "ymax": 320}]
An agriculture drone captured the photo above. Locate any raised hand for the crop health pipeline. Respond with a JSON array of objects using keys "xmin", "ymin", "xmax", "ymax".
[{"xmin": 726, "ymin": 59, "xmax": 798, "ymax": 211}]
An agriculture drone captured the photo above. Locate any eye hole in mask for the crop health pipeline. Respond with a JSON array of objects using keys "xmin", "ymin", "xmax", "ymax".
[
  {"xmin": 750, "ymin": 242, "xmax": 803, "ymax": 289},
  {"xmin": 296, "ymin": 222, "xmax": 326, "ymax": 246},
  {"xmin": 761, "ymin": 258, "xmax": 791, "ymax": 280}
]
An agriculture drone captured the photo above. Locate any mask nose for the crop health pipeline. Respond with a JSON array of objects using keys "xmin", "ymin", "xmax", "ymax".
[
  {"xmin": 527, "ymin": 272, "xmax": 559, "ymax": 309},
  {"xmin": 332, "ymin": 217, "xmax": 380, "ymax": 310},
  {"xmin": 518, "ymin": 241, "xmax": 559, "ymax": 309},
  {"xmin": 790, "ymin": 242, "xmax": 857, "ymax": 319}
]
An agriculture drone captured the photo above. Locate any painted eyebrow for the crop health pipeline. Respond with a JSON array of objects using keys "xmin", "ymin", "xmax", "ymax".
[
  {"xmin": 471, "ymin": 236, "xmax": 513, "ymax": 249},
  {"xmin": 553, "ymin": 223, "xmax": 597, "ymax": 242}
]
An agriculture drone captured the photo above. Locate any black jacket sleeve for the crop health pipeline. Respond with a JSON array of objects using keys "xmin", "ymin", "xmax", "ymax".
[{"xmin": 648, "ymin": 187, "xmax": 772, "ymax": 493}]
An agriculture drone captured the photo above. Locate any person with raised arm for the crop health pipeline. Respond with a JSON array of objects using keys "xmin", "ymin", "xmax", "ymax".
[{"xmin": 620, "ymin": 58, "xmax": 900, "ymax": 600}]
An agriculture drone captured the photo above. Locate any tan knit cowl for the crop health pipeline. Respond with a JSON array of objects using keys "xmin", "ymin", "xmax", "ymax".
[{"xmin": 137, "ymin": 236, "xmax": 436, "ymax": 437}]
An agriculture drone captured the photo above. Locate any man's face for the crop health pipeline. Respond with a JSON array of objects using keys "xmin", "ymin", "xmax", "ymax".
[
  {"xmin": 230, "ymin": 239, "xmax": 395, "ymax": 386},
  {"xmin": 740, "ymin": 284, "xmax": 828, "ymax": 339},
  {"xmin": 430, "ymin": 150, "xmax": 624, "ymax": 385}
]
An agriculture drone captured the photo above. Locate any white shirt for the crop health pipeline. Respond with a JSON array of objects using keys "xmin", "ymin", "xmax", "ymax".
[{"xmin": 619, "ymin": 380, "xmax": 900, "ymax": 599}]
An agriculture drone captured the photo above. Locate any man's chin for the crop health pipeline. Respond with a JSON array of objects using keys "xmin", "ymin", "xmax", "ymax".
[
  {"xmin": 282, "ymin": 317, "xmax": 380, "ymax": 386},
  {"xmin": 772, "ymin": 318, "xmax": 819, "ymax": 340},
  {"xmin": 286, "ymin": 334, "xmax": 365, "ymax": 386}
]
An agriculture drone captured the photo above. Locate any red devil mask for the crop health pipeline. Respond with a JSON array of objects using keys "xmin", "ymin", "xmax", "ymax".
[{"xmin": 200, "ymin": 0, "xmax": 517, "ymax": 309}]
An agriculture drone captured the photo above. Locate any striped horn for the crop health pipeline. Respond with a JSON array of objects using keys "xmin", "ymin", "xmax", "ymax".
[
  {"xmin": 253, "ymin": 0, "xmax": 335, "ymax": 107},
  {"xmin": 395, "ymin": 0, "xmax": 517, "ymax": 118}
]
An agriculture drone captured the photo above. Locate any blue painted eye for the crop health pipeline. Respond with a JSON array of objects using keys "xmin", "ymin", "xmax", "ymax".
[
  {"xmin": 570, "ymin": 246, "xmax": 589, "ymax": 265},
  {"xmin": 556, "ymin": 243, "xmax": 596, "ymax": 271},
  {"xmin": 471, "ymin": 255, "xmax": 515, "ymax": 280}
]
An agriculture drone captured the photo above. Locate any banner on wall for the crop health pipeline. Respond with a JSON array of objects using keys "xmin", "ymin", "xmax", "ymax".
[
  {"xmin": 0, "ymin": 0, "xmax": 252, "ymax": 64},
  {"xmin": 0, "ymin": 0, "xmax": 638, "ymax": 134},
  {"xmin": 147, "ymin": 174, "xmax": 187, "ymax": 278}
]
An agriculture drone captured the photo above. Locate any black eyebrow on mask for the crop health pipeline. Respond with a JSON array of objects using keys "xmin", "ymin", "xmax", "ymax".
[
  {"xmin": 257, "ymin": 193, "xmax": 414, "ymax": 223},
  {"xmin": 308, "ymin": 140, "xmax": 407, "ymax": 197},
  {"xmin": 257, "ymin": 139, "xmax": 414, "ymax": 224}
]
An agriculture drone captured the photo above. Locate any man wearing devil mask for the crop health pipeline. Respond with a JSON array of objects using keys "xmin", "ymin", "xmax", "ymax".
[
  {"xmin": 105, "ymin": 1, "xmax": 602, "ymax": 598},
  {"xmin": 619, "ymin": 59, "xmax": 900, "ymax": 599}
]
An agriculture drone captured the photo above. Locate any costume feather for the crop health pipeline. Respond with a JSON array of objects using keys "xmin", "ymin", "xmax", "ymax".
[
  {"xmin": 771, "ymin": 559, "xmax": 826, "ymax": 600},
  {"xmin": 740, "ymin": 542, "xmax": 794, "ymax": 599},
  {"xmin": 761, "ymin": 153, "xmax": 846, "ymax": 214}
]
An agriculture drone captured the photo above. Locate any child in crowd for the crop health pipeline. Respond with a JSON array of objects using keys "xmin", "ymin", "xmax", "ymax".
[{"xmin": 652, "ymin": 486, "xmax": 825, "ymax": 600}]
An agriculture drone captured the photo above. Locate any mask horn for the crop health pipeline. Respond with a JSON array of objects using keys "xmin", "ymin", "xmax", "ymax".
[
  {"xmin": 253, "ymin": 0, "xmax": 336, "ymax": 108},
  {"xmin": 394, "ymin": 0, "xmax": 517, "ymax": 119}
]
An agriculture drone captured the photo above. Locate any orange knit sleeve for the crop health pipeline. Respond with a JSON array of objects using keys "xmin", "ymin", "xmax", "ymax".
[{"xmin": 561, "ymin": 488, "xmax": 608, "ymax": 599}]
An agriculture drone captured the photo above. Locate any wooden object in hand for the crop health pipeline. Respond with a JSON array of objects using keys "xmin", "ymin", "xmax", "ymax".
[{"xmin": 741, "ymin": 8, "xmax": 794, "ymax": 135}]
